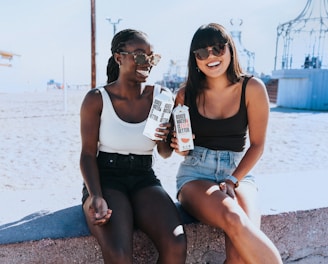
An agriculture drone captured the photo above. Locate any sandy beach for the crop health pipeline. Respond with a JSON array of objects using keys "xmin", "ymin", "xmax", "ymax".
[{"xmin": 1, "ymin": 88, "xmax": 328, "ymax": 226}]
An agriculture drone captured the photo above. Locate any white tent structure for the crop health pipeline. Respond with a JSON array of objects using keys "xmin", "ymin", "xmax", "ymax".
[
  {"xmin": 274, "ymin": 0, "xmax": 328, "ymax": 70},
  {"xmin": 272, "ymin": 0, "xmax": 328, "ymax": 110}
]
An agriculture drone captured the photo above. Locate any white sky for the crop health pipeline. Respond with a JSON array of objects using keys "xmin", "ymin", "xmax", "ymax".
[{"xmin": 0, "ymin": 0, "xmax": 305, "ymax": 92}]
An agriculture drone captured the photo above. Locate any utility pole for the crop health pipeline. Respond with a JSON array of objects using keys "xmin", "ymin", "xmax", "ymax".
[
  {"xmin": 106, "ymin": 18, "xmax": 122, "ymax": 35},
  {"xmin": 91, "ymin": 0, "xmax": 96, "ymax": 88}
]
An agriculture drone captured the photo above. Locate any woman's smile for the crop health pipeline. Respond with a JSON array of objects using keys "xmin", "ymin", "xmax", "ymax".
[{"xmin": 207, "ymin": 61, "xmax": 221, "ymax": 67}]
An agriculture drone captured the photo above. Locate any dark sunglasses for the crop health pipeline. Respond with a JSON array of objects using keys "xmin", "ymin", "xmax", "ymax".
[
  {"xmin": 193, "ymin": 43, "xmax": 228, "ymax": 60},
  {"xmin": 119, "ymin": 51, "xmax": 161, "ymax": 66}
]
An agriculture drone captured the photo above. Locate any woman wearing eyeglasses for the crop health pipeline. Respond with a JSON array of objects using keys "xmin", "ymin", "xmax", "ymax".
[
  {"xmin": 171, "ymin": 23, "xmax": 282, "ymax": 263},
  {"xmin": 80, "ymin": 29, "xmax": 186, "ymax": 264}
]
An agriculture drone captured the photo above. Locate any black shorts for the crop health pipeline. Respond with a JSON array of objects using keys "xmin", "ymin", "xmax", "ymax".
[{"xmin": 82, "ymin": 151, "xmax": 161, "ymax": 204}]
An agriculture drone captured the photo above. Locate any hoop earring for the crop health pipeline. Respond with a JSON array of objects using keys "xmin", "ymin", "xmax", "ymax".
[{"xmin": 196, "ymin": 67, "xmax": 200, "ymax": 73}]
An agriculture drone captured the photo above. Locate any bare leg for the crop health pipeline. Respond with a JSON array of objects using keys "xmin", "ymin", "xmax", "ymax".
[
  {"xmin": 225, "ymin": 181, "xmax": 261, "ymax": 264},
  {"xmin": 83, "ymin": 189, "xmax": 134, "ymax": 264},
  {"xmin": 179, "ymin": 180, "xmax": 282, "ymax": 264},
  {"xmin": 132, "ymin": 186, "xmax": 187, "ymax": 264}
]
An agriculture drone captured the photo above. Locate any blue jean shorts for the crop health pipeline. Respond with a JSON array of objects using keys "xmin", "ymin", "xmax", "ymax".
[{"xmin": 176, "ymin": 146, "xmax": 256, "ymax": 195}]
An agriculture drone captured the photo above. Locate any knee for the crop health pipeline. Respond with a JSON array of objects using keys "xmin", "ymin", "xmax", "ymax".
[
  {"xmin": 99, "ymin": 242, "xmax": 132, "ymax": 264},
  {"xmin": 173, "ymin": 233, "xmax": 187, "ymax": 254},
  {"xmin": 221, "ymin": 205, "xmax": 247, "ymax": 234},
  {"xmin": 159, "ymin": 232, "xmax": 187, "ymax": 260},
  {"xmin": 170, "ymin": 233, "xmax": 187, "ymax": 250}
]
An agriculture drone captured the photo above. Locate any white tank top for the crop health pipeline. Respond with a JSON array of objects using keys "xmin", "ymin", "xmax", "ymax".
[{"xmin": 98, "ymin": 85, "xmax": 161, "ymax": 155}]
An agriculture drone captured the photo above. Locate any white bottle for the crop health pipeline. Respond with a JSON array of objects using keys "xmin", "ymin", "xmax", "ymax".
[
  {"xmin": 172, "ymin": 104, "xmax": 194, "ymax": 151},
  {"xmin": 143, "ymin": 88, "xmax": 174, "ymax": 140}
]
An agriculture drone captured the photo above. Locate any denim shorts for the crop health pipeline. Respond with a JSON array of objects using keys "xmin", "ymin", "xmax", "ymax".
[
  {"xmin": 82, "ymin": 151, "xmax": 161, "ymax": 204},
  {"xmin": 176, "ymin": 146, "xmax": 256, "ymax": 194}
]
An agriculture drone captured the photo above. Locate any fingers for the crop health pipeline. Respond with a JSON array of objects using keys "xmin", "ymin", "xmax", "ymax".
[
  {"xmin": 159, "ymin": 122, "xmax": 172, "ymax": 129},
  {"xmin": 225, "ymin": 183, "xmax": 236, "ymax": 199},
  {"xmin": 87, "ymin": 196, "xmax": 112, "ymax": 226},
  {"xmin": 219, "ymin": 182, "xmax": 227, "ymax": 193},
  {"xmin": 95, "ymin": 209, "xmax": 112, "ymax": 220},
  {"xmin": 170, "ymin": 135, "xmax": 178, "ymax": 149},
  {"xmin": 155, "ymin": 123, "xmax": 172, "ymax": 142},
  {"xmin": 94, "ymin": 209, "xmax": 112, "ymax": 225},
  {"xmin": 170, "ymin": 133, "xmax": 189, "ymax": 156},
  {"xmin": 219, "ymin": 181, "xmax": 237, "ymax": 199},
  {"xmin": 227, "ymin": 189, "xmax": 236, "ymax": 199}
]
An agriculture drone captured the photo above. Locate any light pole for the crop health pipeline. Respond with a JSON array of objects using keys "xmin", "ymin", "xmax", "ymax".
[
  {"xmin": 91, "ymin": 0, "xmax": 96, "ymax": 88},
  {"xmin": 106, "ymin": 18, "xmax": 122, "ymax": 35}
]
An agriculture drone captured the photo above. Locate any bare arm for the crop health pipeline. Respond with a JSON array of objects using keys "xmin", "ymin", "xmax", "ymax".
[
  {"xmin": 232, "ymin": 77, "xmax": 270, "ymax": 181},
  {"xmin": 80, "ymin": 89, "xmax": 111, "ymax": 224},
  {"xmin": 80, "ymin": 89, "xmax": 102, "ymax": 197}
]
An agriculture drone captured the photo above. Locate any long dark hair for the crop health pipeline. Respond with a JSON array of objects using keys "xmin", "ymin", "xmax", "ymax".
[
  {"xmin": 184, "ymin": 23, "xmax": 244, "ymax": 108},
  {"xmin": 106, "ymin": 29, "xmax": 148, "ymax": 84}
]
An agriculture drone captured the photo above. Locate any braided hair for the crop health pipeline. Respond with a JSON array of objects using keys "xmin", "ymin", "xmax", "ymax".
[{"xmin": 106, "ymin": 29, "xmax": 148, "ymax": 84}]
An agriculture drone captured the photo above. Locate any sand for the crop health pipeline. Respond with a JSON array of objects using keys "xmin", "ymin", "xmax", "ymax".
[{"xmin": 0, "ymin": 88, "xmax": 328, "ymax": 226}]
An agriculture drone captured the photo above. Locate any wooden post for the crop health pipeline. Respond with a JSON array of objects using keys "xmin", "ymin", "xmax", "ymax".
[{"xmin": 91, "ymin": 0, "xmax": 96, "ymax": 88}]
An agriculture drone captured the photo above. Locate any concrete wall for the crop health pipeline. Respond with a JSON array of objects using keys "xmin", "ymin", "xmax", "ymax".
[
  {"xmin": 272, "ymin": 69, "xmax": 328, "ymax": 110},
  {"xmin": 0, "ymin": 207, "xmax": 327, "ymax": 264}
]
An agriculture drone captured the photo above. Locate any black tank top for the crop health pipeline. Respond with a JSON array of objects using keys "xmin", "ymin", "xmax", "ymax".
[{"xmin": 190, "ymin": 76, "xmax": 251, "ymax": 152}]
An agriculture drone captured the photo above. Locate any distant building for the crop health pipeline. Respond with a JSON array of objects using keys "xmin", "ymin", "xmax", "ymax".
[
  {"xmin": 158, "ymin": 60, "xmax": 187, "ymax": 92},
  {"xmin": 0, "ymin": 50, "xmax": 25, "ymax": 92},
  {"xmin": 229, "ymin": 18, "xmax": 256, "ymax": 75},
  {"xmin": 0, "ymin": 50, "xmax": 16, "ymax": 67}
]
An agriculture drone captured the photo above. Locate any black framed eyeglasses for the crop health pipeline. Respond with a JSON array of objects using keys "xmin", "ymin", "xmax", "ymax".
[
  {"xmin": 193, "ymin": 43, "xmax": 228, "ymax": 60},
  {"xmin": 119, "ymin": 51, "xmax": 161, "ymax": 66}
]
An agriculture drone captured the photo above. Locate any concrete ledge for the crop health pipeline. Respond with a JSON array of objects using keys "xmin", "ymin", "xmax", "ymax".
[
  {"xmin": 0, "ymin": 206, "xmax": 327, "ymax": 263},
  {"xmin": 0, "ymin": 205, "xmax": 89, "ymax": 244}
]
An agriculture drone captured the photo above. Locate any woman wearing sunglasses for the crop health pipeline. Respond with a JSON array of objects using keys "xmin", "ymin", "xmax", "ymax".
[
  {"xmin": 80, "ymin": 29, "xmax": 186, "ymax": 264},
  {"xmin": 171, "ymin": 23, "xmax": 282, "ymax": 263}
]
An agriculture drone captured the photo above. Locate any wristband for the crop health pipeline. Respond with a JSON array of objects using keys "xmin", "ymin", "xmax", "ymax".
[{"xmin": 226, "ymin": 175, "xmax": 239, "ymax": 188}]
